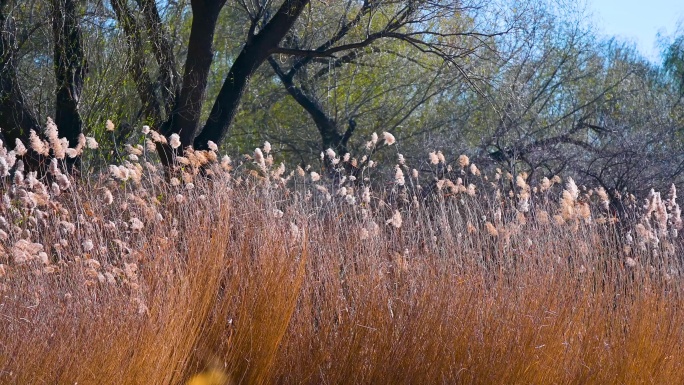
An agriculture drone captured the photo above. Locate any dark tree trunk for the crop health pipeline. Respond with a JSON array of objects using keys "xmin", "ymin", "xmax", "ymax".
[
  {"xmin": 111, "ymin": 0, "xmax": 310, "ymax": 155},
  {"xmin": 253, "ymin": 3, "xmax": 374, "ymax": 155},
  {"xmin": 268, "ymin": 57, "xmax": 354, "ymax": 155},
  {"xmin": 0, "ymin": 5, "xmax": 41, "ymax": 146},
  {"xmin": 193, "ymin": 0, "xmax": 310, "ymax": 150},
  {"xmin": 52, "ymin": 0, "xmax": 86, "ymax": 159},
  {"xmin": 0, "ymin": 2, "xmax": 45, "ymax": 170},
  {"xmin": 0, "ymin": 0, "xmax": 87, "ymax": 172},
  {"xmin": 164, "ymin": 0, "xmax": 226, "ymax": 148},
  {"xmin": 0, "ymin": 72, "xmax": 40, "ymax": 146}
]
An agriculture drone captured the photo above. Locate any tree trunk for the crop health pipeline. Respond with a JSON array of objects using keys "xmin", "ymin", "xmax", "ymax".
[
  {"xmin": 52, "ymin": 0, "xmax": 86, "ymax": 160},
  {"xmin": 193, "ymin": 0, "xmax": 310, "ymax": 150},
  {"xmin": 268, "ymin": 57, "xmax": 353, "ymax": 154},
  {"xmin": 164, "ymin": 0, "xmax": 226, "ymax": 148},
  {"xmin": 0, "ymin": 2, "xmax": 44, "ymax": 170},
  {"xmin": 1, "ymin": 1, "xmax": 88, "ymax": 173}
]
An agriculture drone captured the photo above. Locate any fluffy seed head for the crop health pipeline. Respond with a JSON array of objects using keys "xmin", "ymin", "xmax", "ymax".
[
  {"xmin": 467, "ymin": 184, "xmax": 476, "ymax": 197},
  {"xmin": 382, "ymin": 132, "xmax": 396, "ymax": 145},
  {"xmin": 0, "ymin": 158, "xmax": 9, "ymax": 177},
  {"xmin": 130, "ymin": 218, "xmax": 144, "ymax": 231},
  {"xmin": 14, "ymin": 139, "xmax": 27, "ymax": 156},
  {"xmin": 29, "ymin": 130, "xmax": 48, "ymax": 156},
  {"xmin": 366, "ymin": 132, "xmax": 379, "ymax": 149},
  {"xmin": 458, "ymin": 154, "xmax": 469, "ymax": 168},
  {"xmin": 485, "ymin": 222, "xmax": 498, "ymax": 236},
  {"xmin": 56, "ymin": 174, "xmax": 71, "ymax": 190},
  {"xmin": 345, "ymin": 195, "xmax": 356, "ymax": 205},
  {"xmin": 150, "ymin": 130, "xmax": 167, "ymax": 144},
  {"xmin": 395, "ymin": 166, "xmax": 405, "ymax": 186},
  {"xmin": 82, "ymin": 239, "xmax": 94, "ymax": 252},
  {"xmin": 362, "ymin": 187, "xmax": 371, "ymax": 204},
  {"xmin": 103, "ymin": 189, "xmax": 114, "ymax": 205},
  {"xmin": 169, "ymin": 134, "xmax": 181, "ymax": 149},
  {"xmin": 65, "ymin": 148, "xmax": 79, "ymax": 158},
  {"xmin": 565, "ymin": 177, "xmax": 579, "ymax": 200},
  {"xmin": 86, "ymin": 137, "xmax": 99, "ymax": 149},
  {"xmin": 11, "ymin": 239, "xmax": 44, "ymax": 264},
  {"xmin": 221, "ymin": 155, "xmax": 232, "ymax": 171},
  {"xmin": 45, "ymin": 118, "xmax": 66, "ymax": 159},
  {"xmin": 253, "ymin": 148, "xmax": 265, "ymax": 169},
  {"xmin": 597, "ymin": 187, "xmax": 610, "ymax": 210}
]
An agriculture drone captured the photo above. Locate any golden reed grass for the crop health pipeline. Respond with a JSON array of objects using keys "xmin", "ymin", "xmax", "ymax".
[{"xmin": 0, "ymin": 133, "xmax": 683, "ymax": 384}]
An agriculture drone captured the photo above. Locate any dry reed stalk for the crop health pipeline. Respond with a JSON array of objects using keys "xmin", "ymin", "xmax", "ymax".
[{"xmin": 1, "ymin": 136, "xmax": 683, "ymax": 384}]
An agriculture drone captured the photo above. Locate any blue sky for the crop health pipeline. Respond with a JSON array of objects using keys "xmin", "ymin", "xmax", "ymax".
[{"xmin": 588, "ymin": 0, "xmax": 684, "ymax": 62}]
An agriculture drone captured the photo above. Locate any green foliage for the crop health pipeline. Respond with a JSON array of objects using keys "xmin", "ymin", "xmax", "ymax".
[
  {"xmin": 3, "ymin": 0, "xmax": 684, "ymax": 192},
  {"xmin": 664, "ymin": 34, "xmax": 684, "ymax": 94}
]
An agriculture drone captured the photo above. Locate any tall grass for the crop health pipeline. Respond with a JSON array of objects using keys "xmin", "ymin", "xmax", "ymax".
[{"xmin": 0, "ymin": 132, "xmax": 683, "ymax": 384}]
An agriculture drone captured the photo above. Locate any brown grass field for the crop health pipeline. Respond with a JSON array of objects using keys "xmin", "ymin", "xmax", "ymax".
[{"xmin": 1, "ymin": 136, "xmax": 683, "ymax": 384}]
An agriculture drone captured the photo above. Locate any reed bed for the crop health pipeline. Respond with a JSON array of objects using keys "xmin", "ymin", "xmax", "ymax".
[{"xmin": 0, "ymin": 131, "xmax": 682, "ymax": 384}]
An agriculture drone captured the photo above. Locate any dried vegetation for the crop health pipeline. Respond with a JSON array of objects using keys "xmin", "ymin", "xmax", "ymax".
[{"xmin": 0, "ymin": 127, "xmax": 683, "ymax": 384}]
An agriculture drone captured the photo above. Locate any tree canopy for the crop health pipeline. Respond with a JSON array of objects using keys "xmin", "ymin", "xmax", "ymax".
[{"xmin": 0, "ymin": 0, "xmax": 682, "ymax": 193}]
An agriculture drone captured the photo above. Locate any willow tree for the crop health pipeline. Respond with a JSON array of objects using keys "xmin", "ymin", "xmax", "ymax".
[{"xmin": 110, "ymin": 0, "xmax": 517, "ymax": 160}]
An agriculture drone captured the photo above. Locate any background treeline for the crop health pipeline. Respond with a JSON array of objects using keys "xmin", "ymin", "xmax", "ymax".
[{"xmin": 1, "ymin": 0, "xmax": 684, "ymax": 195}]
